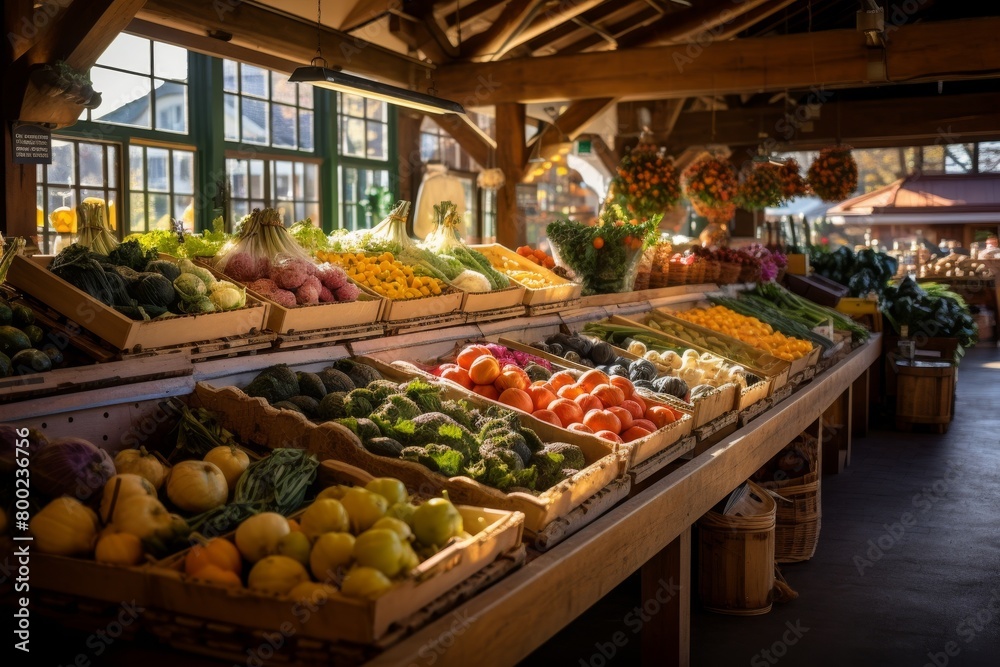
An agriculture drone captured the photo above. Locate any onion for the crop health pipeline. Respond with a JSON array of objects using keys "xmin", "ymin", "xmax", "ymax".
[
  {"xmin": 33, "ymin": 437, "xmax": 115, "ymax": 502},
  {"xmin": 0, "ymin": 424, "xmax": 47, "ymax": 474}
]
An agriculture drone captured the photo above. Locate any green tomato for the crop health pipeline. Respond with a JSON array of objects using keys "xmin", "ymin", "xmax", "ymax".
[
  {"xmin": 276, "ymin": 531, "xmax": 311, "ymax": 567},
  {"xmin": 371, "ymin": 517, "xmax": 412, "ymax": 542},
  {"xmin": 411, "ymin": 497, "xmax": 463, "ymax": 549},
  {"xmin": 299, "ymin": 499, "xmax": 350, "ymax": 540},
  {"xmin": 309, "ymin": 532, "xmax": 355, "ymax": 582},
  {"xmin": 352, "ymin": 528, "xmax": 403, "ymax": 578},
  {"xmin": 340, "ymin": 487, "xmax": 388, "ymax": 534},
  {"xmin": 385, "ymin": 502, "xmax": 415, "ymax": 527},
  {"xmin": 365, "ymin": 478, "xmax": 408, "ymax": 506}
]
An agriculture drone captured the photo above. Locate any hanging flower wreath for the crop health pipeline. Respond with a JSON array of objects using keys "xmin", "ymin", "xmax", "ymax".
[
  {"xmin": 734, "ymin": 163, "xmax": 784, "ymax": 211},
  {"xmin": 611, "ymin": 143, "xmax": 681, "ymax": 221},
  {"xmin": 807, "ymin": 145, "xmax": 858, "ymax": 202},
  {"xmin": 778, "ymin": 158, "xmax": 809, "ymax": 200},
  {"xmin": 683, "ymin": 156, "xmax": 737, "ymax": 210}
]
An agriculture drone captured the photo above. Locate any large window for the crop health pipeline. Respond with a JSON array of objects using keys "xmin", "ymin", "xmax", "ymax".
[
  {"xmin": 226, "ymin": 157, "xmax": 320, "ymax": 226},
  {"xmin": 338, "ymin": 94, "xmax": 387, "ymax": 159},
  {"xmin": 420, "ymin": 117, "xmax": 480, "ymax": 172},
  {"xmin": 129, "ymin": 145, "xmax": 196, "ymax": 233},
  {"xmin": 36, "ymin": 138, "xmax": 120, "ymax": 253},
  {"xmin": 88, "ymin": 33, "xmax": 188, "ymax": 133},
  {"xmin": 223, "ymin": 61, "xmax": 314, "ymax": 151}
]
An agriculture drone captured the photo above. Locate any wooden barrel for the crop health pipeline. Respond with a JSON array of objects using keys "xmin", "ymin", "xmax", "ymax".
[
  {"xmin": 698, "ymin": 482, "xmax": 776, "ymax": 615},
  {"xmin": 894, "ymin": 359, "xmax": 955, "ymax": 432}
]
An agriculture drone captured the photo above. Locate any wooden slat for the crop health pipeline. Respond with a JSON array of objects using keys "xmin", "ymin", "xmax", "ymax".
[
  {"xmin": 609, "ymin": 0, "xmax": 776, "ymax": 50},
  {"xmin": 495, "ymin": 102, "xmax": 526, "ymax": 248},
  {"xmin": 432, "ymin": 18, "xmax": 1000, "ymax": 102},
  {"xmin": 136, "ymin": 0, "xmax": 430, "ymax": 85},
  {"xmin": 494, "ymin": 0, "xmax": 608, "ymax": 58},
  {"xmin": 366, "ymin": 337, "xmax": 881, "ymax": 667},
  {"xmin": 339, "ymin": 0, "xmax": 396, "ymax": 31},
  {"xmin": 531, "ymin": 97, "xmax": 617, "ymax": 162}
]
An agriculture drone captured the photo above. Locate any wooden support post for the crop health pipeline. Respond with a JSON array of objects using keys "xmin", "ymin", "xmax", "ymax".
[
  {"xmin": 641, "ymin": 526, "xmax": 691, "ymax": 667},
  {"xmin": 822, "ymin": 385, "xmax": 853, "ymax": 475},
  {"xmin": 3, "ymin": 0, "xmax": 37, "ymax": 240},
  {"xmin": 851, "ymin": 367, "xmax": 870, "ymax": 440},
  {"xmin": 395, "ymin": 110, "xmax": 425, "ymax": 211},
  {"xmin": 495, "ymin": 102, "xmax": 526, "ymax": 248}
]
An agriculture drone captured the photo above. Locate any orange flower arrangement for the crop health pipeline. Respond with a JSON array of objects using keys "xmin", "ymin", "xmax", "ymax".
[
  {"xmin": 682, "ymin": 156, "xmax": 737, "ymax": 209},
  {"xmin": 734, "ymin": 163, "xmax": 784, "ymax": 211},
  {"xmin": 611, "ymin": 143, "xmax": 681, "ymax": 220},
  {"xmin": 807, "ymin": 145, "xmax": 858, "ymax": 202},
  {"xmin": 778, "ymin": 158, "xmax": 809, "ymax": 199}
]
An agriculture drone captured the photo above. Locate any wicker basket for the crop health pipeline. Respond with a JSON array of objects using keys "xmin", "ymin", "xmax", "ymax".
[
  {"xmin": 759, "ymin": 434, "xmax": 820, "ymax": 563},
  {"xmin": 666, "ymin": 258, "xmax": 689, "ymax": 285},
  {"xmin": 687, "ymin": 259, "xmax": 706, "ymax": 285},
  {"xmin": 703, "ymin": 260, "xmax": 721, "ymax": 284},
  {"xmin": 633, "ymin": 270, "xmax": 651, "ymax": 291},
  {"xmin": 718, "ymin": 261, "xmax": 742, "ymax": 285},
  {"xmin": 649, "ymin": 269, "xmax": 670, "ymax": 288},
  {"xmin": 738, "ymin": 262, "xmax": 762, "ymax": 284},
  {"xmin": 698, "ymin": 481, "xmax": 776, "ymax": 615}
]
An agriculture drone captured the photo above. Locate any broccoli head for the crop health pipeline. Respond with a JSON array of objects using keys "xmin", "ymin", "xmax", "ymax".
[{"xmin": 467, "ymin": 448, "xmax": 539, "ymax": 492}]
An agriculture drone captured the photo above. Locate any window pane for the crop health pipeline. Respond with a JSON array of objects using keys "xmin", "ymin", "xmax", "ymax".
[
  {"xmin": 173, "ymin": 151, "xmax": 194, "ymax": 195},
  {"xmin": 107, "ymin": 145, "xmax": 118, "ymax": 188},
  {"xmin": 90, "ymin": 68, "xmax": 152, "ymax": 128},
  {"xmin": 49, "ymin": 140, "xmax": 75, "ymax": 185},
  {"xmin": 227, "ymin": 159, "xmax": 248, "ymax": 198},
  {"xmin": 343, "ymin": 94, "xmax": 365, "ymax": 118},
  {"xmin": 293, "ymin": 162, "xmax": 305, "ymax": 200},
  {"xmin": 978, "ymin": 142, "xmax": 1000, "ymax": 173},
  {"xmin": 420, "ymin": 133, "xmax": 437, "ymax": 161},
  {"xmin": 147, "ymin": 147, "xmax": 170, "ymax": 192},
  {"xmin": 131, "ymin": 193, "xmax": 146, "ymax": 232},
  {"xmin": 367, "ymin": 121, "xmax": 386, "ymax": 160},
  {"xmin": 78, "ymin": 142, "xmax": 104, "ymax": 187},
  {"xmin": 148, "ymin": 193, "xmax": 170, "ymax": 229},
  {"xmin": 299, "ymin": 110, "xmax": 314, "ymax": 151},
  {"xmin": 249, "ymin": 160, "xmax": 265, "ymax": 198},
  {"xmin": 241, "ymin": 98, "xmax": 268, "ymax": 144},
  {"xmin": 271, "ymin": 72, "xmax": 296, "ymax": 104},
  {"xmin": 241, "ymin": 64, "xmax": 268, "ymax": 98},
  {"xmin": 154, "ymin": 42, "xmax": 188, "ymax": 81},
  {"xmin": 154, "ymin": 80, "xmax": 187, "ymax": 133},
  {"xmin": 304, "ymin": 164, "xmax": 319, "ymax": 201},
  {"xmin": 272, "ymin": 104, "xmax": 297, "ymax": 148},
  {"xmin": 342, "ymin": 167, "xmax": 359, "ymax": 203},
  {"xmin": 273, "ymin": 161, "xmax": 293, "ymax": 201},
  {"xmin": 343, "ymin": 118, "xmax": 366, "ymax": 157},
  {"xmin": 944, "ymin": 144, "xmax": 974, "ymax": 174},
  {"xmin": 98, "ymin": 33, "xmax": 150, "ymax": 74},
  {"xmin": 231, "ymin": 199, "xmax": 249, "ymax": 223},
  {"xmin": 366, "ymin": 99, "xmax": 386, "ymax": 122},
  {"xmin": 224, "ymin": 94, "xmax": 239, "ymax": 141},
  {"xmin": 175, "ymin": 195, "xmax": 195, "ymax": 232},
  {"xmin": 298, "ymin": 85, "xmax": 314, "ymax": 109},
  {"xmin": 223, "ymin": 59, "xmax": 238, "ymax": 93},
  {"xmin": 130, "ymin": 146, "xmax": 145, "ymax": 190}
]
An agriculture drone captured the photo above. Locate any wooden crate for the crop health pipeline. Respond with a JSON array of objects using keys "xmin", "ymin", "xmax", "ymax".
[
  {"xmin": 147, "ymin": 502, "xmax": 523, "ymax": 644},
  {"xmin": 195, "ymin": 258, "xmax": 386, "ymax": 336},
  {"xmin": 472, "ymin": 244, "xmax": 582, "ymax": 305},
  {"xmin": 381, "ymin": 289, "xmax": 464, "ymax": 322},
  {"xmin": 194, "ymin": 365, "xmax": 627, "ymax": 536},
  {"xmin": 459, "ymin": 284, "xmax": 526, "ymax": 314},
  {"xmin": 7, "ymin": 255, "xmax": 269, "ymax": 352}
]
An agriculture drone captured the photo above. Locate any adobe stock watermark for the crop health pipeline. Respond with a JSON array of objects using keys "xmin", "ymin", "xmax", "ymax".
[
  {"xmin": 750, "ymin": 619, "xmax": 810, "ymax": 666},
  {"xmin": 853, "ymin": 460, "xmax": 963, "ymax": 576},
  {"xmin": 578, "ymin": 577, "xmax": 681, "ymax": 666},
  {"xmin": 405, "ymin": 610, "xmax": 475, "ymax": 667},
  {"xmin": 49, "ymin": 600, "xmax": 145, "ymax": 666},
  {"xmin": 923, "ymin": 587, "xmax": 1000, "ymax": 667}
]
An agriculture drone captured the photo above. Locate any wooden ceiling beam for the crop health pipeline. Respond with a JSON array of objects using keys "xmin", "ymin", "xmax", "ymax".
[
  {"xmin": 432, "ymin": 18, "xmax": 1000, "ymax": 103},
  {"xmin": 429, "ymin": 112, "xmax": 497, "ymax": 167},
  {"xmin": 492, "ymin": 0, "xmax": 609, "ymax": 58},
  {"xmin": 340, "ymin": 0, "xmax": 397, "ymax": 32},
  {"xmin": 610, "ymin": 0, "xmax": 777, "ymax": 50},
  {"xmin": 137, "ymin": 0, "xmax": 431, "ymax": 85},
  {"xmin": 554, "ymin": 6, "xmax": 663, "ymax": 55},
  {"xmin": 443, "ymin": 0, "xmax": 507, "ymax": 28},
  {"xmin": 524, "ymin": 2, "xmax": 653, "ymax": 56},
  {"xmin": 530, "ymin": 97, "xmax": 618, "ymax": 161},
  {"xmin": 459, "ymin": 0, "xmax": 543, "ymax": 59},
  {"xmin": 663, "ymin": 92, "xmax": 1000, "ymax": 152}
]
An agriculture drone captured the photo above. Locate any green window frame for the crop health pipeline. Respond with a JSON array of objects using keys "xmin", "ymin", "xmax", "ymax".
[
  {"xmin": 225, "ymin": 154, "xmax": 322, "ymax": 227},
  {"xmin": 222, "ymin": 60, "xmax": 315, "ymax": 152},
  {"xmin": 128, "ymin": 143, "xmax": 197, "ymax": 234},
  {"xmin": 336, "ymin": 94, "xmax": 397, "ymax": 230}
]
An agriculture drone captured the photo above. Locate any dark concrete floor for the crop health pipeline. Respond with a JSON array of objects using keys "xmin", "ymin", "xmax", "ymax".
[{"xmin": 523, "ymin": 346, "xmax": 1000, "ymax": 667}]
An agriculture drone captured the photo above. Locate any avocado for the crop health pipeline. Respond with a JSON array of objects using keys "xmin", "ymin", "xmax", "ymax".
[
  {"xmin": 42, "ymin": 345, "xmax": 64, "ymax": 365},
  {"xmin": 0, "ymin": 352, "xmax": 10, "ymax": 378},
  {"xmin": 0, "ymin": 326, "xmax": 31, "ymax": 357},
  {"xmin": 11, "ymin": 304, "xmax": 35, "ymax": 328},
  {"xmin": 0, "ymin": 304, "xmax": 11, "ymax": 326},
  {"xmin": 11, "ymin": 348, "xmax": 52, "ymax": 374},
  {"xmin": 23, "ymin": 325, "xmax": 44, "ymax": 347}
]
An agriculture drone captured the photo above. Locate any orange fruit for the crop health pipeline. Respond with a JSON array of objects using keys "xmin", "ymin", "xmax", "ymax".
[
  {"xmin": 549, "ymin": 398, "xmax": 584, "ymax": 426},
  {"xmin": 583, "ymin": 409, "xmax": 622, "ymax": 435},
  {"xmin": 592, "ymin": 383, "xmax": 625, "ymax": 408},
  {"xmin": 185, "ymin": 538, "xmax": 242, "ymax": 577},
  {"xmin": 498, "ymin": 387, "xmax": 533, "ymax": 414},
  {"xmin": 457, "ymin": 345, "xmax": 492, "ymax": 370},
  {"xmin": 532, "ymin": 409, "xmax": 563, "ymax": 428},
  {"xmin": 468, "ymin": 355, "xmax": 501, "ymax": 385},
  {"xmin": 594, "ymin": 430, "xmax": 623, "ymax": 444}
]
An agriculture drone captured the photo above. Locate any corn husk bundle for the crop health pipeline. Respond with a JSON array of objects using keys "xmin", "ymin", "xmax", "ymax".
[{"xmin": 76, "ymin": 201, "xmax": 118, "ymax": 255}]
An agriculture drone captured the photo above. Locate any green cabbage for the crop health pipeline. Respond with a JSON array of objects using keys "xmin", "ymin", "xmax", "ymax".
[
  {"xmin": 173, "ymin": 273, "xmax": 207, "ymax": 299},
  {"xmin": 209, "ymin": 281, "xmax": 246, "ymax": 310}
]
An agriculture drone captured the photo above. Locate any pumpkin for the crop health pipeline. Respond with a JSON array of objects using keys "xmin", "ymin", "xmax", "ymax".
[
  {"xmin": 235, "ymin": 512, "xmax": 290, "ymax": 563},
  {"xmin": 112, "ymin": 494, "xmax": 180, "ymax": 541},
  {"xmin": 95, "ymin": 532, "xmax": 144, "ymax": 566},
  {"xmin": 99, "ymin": 473, "xmax": 157, "ymax": 523},
  {"xmin": 203, "ymin": 445, "xmax": 250, "ymax": 490},
  {"xmin": 30, "ymin": 497, "xmax": 100, "ymax": 556},
  {"xmin": 247, "ymin": 555, "xmax": 310, "ymax": 595},
  {"xmin": 113, "ymin": 447, "xmax": 167, "ymax": 490},
  {"xmin": 185, "ymin": 537, "xmax": 243, "ymax": 577},
  {"xmin": 166, "ymin": 460, "xmax": 228, "ymax": 513},
  {"xmin": 33, "ymin": 437, "xmax": 115, "ymax": 501}
]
